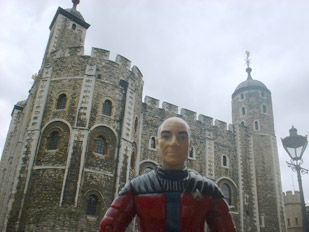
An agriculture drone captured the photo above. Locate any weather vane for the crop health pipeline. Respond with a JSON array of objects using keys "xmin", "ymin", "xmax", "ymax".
[
  {"xmin": 245, "ymin": 50, "xmax": 251, "ymax": 68},
  {"xmin": 72, "ymin": 0, "xmax": 80, "ymax": 9}
]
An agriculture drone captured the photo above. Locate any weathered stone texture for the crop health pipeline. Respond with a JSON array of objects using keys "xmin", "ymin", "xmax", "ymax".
[{"xmin": 0, "ymin": 4, "xmax": 286, "ymax": 232}]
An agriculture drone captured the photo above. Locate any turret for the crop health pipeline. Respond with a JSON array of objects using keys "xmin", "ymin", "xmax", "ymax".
[
  {"xmin": 232, "ymin": 53, "xmax": 274, "ymax": 135},
  {"xmin": 43, "ymin": 0, "xmax": 90, "ymax": 61}
]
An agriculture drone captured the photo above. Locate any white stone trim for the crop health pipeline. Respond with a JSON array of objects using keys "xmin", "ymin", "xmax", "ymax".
[
  {"xmin": 136, "ymin": 112, "xmax": 143, "ymax": 177},
  {"xmin": 249, "ymin": 135, "xmax": 260, "ymax": 232},
  {"xmin": 75, "ymin": 130, "xmax": 89, "ymax": 206},
  {"xmin": 84, "ymin": 168, "xmax": 113, "ymax": 177},
  {"xmin": 235, "ymin": 124, "xmax": 244, "ymax": 232},
  {"xmin": 33, "ymin": 166, "xmax": 65, "ymax": 170},
  {"xmin": 50, "ymin": 76, "xmax": 84, "ymax": 81},
  {"xmin": 205, "ymin": 131, "xmax": 215, "ymax": 179},
  {"xmin": 270, "ymin": 135, "xmax": 285, "ymax": 231}
]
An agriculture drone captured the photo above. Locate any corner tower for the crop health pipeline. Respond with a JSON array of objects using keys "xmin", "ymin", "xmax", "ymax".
[
  {"xmin": 231, "ymin": 53, "xmax": 286, "ymax": 231},
  {"xmin": 0, "ymin": 1, "xmax": 144, "ymax": 231},
  {"xmin": 43, "ymin": 0, "xmax": 90, "ymax": 60}
]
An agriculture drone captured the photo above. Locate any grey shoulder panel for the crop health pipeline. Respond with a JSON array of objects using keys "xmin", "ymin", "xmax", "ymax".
[
  {"xmin": 185, "ymin": 171, "xmax": 224, "ymax": 198},
  {"xmin": 130, "ymin": 170, "xmax": 163, "ymax": 195}
]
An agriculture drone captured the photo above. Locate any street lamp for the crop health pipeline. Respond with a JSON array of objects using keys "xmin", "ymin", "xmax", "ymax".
[{"xmin": 282, "ymin": 126, "xmax": 309, "ymax": 232}]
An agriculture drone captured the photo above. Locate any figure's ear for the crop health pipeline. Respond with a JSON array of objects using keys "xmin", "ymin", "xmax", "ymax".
[{"xmin": 155, "ymin": 137, "xmax": 159, "ymax": 149}]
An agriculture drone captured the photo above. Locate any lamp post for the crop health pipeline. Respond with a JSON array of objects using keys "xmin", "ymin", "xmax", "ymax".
[{"xmin": 282, "ymin": 126, "xmax": 309, "ymax": 232}]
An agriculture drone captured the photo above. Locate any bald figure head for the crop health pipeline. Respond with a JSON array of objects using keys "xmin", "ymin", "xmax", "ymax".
[{"xmin": 156, "ymin": 117, "xmax": 192, "ymax": 170}]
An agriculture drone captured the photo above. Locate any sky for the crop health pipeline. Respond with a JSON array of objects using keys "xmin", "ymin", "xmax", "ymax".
[{"xmin": 0, "ymin": 0, "xmax": 309, "ymax": 204}]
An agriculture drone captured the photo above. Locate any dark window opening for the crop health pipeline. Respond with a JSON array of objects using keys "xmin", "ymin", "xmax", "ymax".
[
  {"xmin": 95, "ymin": 136, "xmax": 105, "ymax": 154},
  {"xmin": 221, "ymin": 183, "xmax": 231, "ymax": 205},
  {"xmin": 287, "ymin": 218, "xmax": 290, "ymax": 226},
  {"xmin": 295, "ymin": 217, "xmax": 298, "ymax": 225},
  {"xmin": 86, "ymin": 195, "xmax": 98, "ymax": 216},
  {"xmin": 131, "ymin": 151, "xmax": 136, "ymax": 169},
  {"xmin": 255, "ymin": 121, "xmax": 259, "ymax": 130},
  {"xmin": 223, "ymin": 155, "xmax": 227, "ymax": 166},
  {"xmin": 241, "ymin": 121, "xmax": 245, "ymax": 126},
  {"xmin": 57, "ymin": 94, "xmax": 67, "ymax": 109},
  {"xmin": 242, "ymin": 107, "xmax": 246, "ymax": 115},
  {"xmin": 97, "ymin": 74, "xmax": 102, "ymax": 80},
  {"xmin": 49, "ymin": 132, "xmax": 59, "ymax": 150},
  {"xmin": 103, "ymin": 100, "xmax": 112, "ymax": 116},
  {"xmin": 150, "ymin": 137, "xmax": 156, "ymax": 149},
  {"xmin": 134, "ymin": 117, "xmax": 138, "ymax": 133},
  {"xmin": 241, "ymin": 93, "xmax": 244, "ymax": 100},
  {"xmin": 72, "ymin": 23, "xmax": 76, "ymax": 30},
  {"xmin": 189, "ymin": 147, "xmax": 194, "ymax": 158}
]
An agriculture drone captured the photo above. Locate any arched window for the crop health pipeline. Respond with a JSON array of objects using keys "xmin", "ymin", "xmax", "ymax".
[
  {"xmin": 241, "ymin": 121, "xmax": 245, "ymax": 126},
  {"xmin": 241, "ymin": 107, "xmax": 246, "ymax": 115},
  {"xmin": 48, "ymin": 131, "xmax": 59, "ymax": 150},
  {"xmin": 240, "ymin": 93, "xmax": 244, "ymax": 100},
  {"xmin": 71, "ymin": 23, "xmax": 76, "ymax": 30},
  {"xmin": 103, "ymin": 100, "xmax": 112, "ymax": 116},
  {"xmin": 56, "ymin": 94, "xmax": 67, "ymax": 109},
  {"xmin": 254, "ymin": 121, "xmax": 259, "ymax": 131},
  {"xmin": 149, "ymin": 137, "xmax": 156, "ymax": 149},
  {"xmin": 95, "ymin": 136, "xmax": 105, "ymax": 154},
  {"xmin": 86, "ymin": 195, "xmax": 98, "ymax": 216},
  {"xmin": 221, "ymin": 183, "xmax": 231, "ymax": 205}
]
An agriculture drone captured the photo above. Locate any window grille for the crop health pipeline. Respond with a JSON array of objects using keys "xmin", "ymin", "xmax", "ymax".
[
  {"xmin": 95, "ymin": 136, "xmax": 105, "ymax": 154},
  {"xmin": 49, "ymin": 132, "xmax": 59, "ymax": 150},
  {"xmin": 103, "ymin": 100, "xmax": 112, "ymax": 116},
  {"xmin": 86, "ymin": 195, "xmax": 98, "ymax": 216}
]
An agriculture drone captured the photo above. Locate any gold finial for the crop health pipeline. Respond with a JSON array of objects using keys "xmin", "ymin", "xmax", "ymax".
[
  {"xmin": 245, "ymin": 50, "xmax": 251, "ymax": 68},
  {"xmin": 72, "ymin": 0, "xmax": 80, "ymax": 10}
]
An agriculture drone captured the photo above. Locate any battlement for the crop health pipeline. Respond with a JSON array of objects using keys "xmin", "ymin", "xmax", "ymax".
[
  {"xmin": 48, "ymin": 47, "xmax": 143, "ymax": 79},
  {"xmin": 283, "ymin": 191, "xmax": 301, "ymax": 204},
  {"xmin": 143, "ymin": 96, "xmax": 233, "ymax": 132},
  {"xmin": 91, "ymin": 47, "xmax": 110, "ymax": 60}
]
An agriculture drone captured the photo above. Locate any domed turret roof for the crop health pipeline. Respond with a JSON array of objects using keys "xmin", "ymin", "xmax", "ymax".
[{"xmin": 232, "ymin": 67, "xmax": 270, "ymax": 98}]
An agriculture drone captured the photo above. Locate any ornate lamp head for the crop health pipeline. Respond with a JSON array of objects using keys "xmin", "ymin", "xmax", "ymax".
[{"xmin": 281, "ymin": 126, "xmax": 308, "ymax": 161}]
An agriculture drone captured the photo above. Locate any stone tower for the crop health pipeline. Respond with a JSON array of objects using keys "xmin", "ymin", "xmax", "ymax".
[
  {"xmin": 0, "ymin": 2, "xmax": 143, "ymax": 231},
  {"xmin": 284, "ymin": 191, "xmax": 303, "ymax": 232},
  {"xmin": 231, "ymin": 65, "xmax": 286, "ymax": 231}
]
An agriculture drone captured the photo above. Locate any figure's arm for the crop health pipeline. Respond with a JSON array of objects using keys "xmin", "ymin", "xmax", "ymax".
[
  {"xmin": 100, "ymin": 188, "xmax": 136, "ymax": 232},
  {"xmin": 206, "ymin": 198, "xmax": 236, "ymax": 232}
]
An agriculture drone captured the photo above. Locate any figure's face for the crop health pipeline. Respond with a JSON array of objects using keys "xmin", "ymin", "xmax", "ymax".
[{"xmin": 156, "ymin": 118, "xmax": 192, "ymax": 170}]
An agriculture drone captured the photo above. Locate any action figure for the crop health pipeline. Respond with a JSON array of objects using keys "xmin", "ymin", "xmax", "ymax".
[{"xmin": 100, "ymin": 117, "xmax": 236, "ymax": 232}]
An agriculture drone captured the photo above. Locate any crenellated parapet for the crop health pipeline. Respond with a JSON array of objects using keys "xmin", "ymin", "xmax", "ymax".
[
  {"xmin": 143, "ymin": 95, "xmax": 233, "ymax": 133},
  {"xmin": 43, "ymin": 46, "xmax": 144, "ymax": 87},
  {"xmin": 283, "ymin": 191, "xmax": 301, "ymax": 204}
]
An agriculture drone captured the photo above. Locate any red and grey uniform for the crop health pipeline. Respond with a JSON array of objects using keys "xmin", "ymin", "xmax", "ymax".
[{"xmin": 100, "ymin": 167, "xmax": 236, "ymax": 232}]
